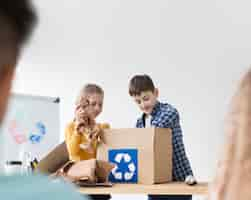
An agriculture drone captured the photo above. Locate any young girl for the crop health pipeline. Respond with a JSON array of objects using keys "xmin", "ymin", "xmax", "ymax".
[
  {"xmin": 65, "ymin": 84, "xmax": 111, "ymax": 200},
  {"xmin": 65, "ymin": 84, "xmax": 109, "ymax": 161}
]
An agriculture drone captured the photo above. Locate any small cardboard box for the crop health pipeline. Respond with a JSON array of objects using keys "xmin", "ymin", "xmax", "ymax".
[
  {"xmin": 97, "ymin": 128, "xmax": 172, "ymax": 184},
  {"xmin": 36, "ymin": 142, "xmax": 114, "ymax": 184},
  {"xmin": 36, "ymin": 142, "xmax": 69, "ymax": 174}
]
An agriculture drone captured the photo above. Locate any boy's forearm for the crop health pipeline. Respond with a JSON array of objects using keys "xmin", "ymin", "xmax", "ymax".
[{"xmin": 173, "ymin": 129, "xmax": 194, "ymax": 180}]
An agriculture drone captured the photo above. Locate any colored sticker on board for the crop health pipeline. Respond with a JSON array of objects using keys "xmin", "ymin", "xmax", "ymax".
[
  {"xmin": 8, "ymin": 120, "xmax": 27, "ymax": 144},
  {"xmin": 7, "ymin": 107, "xmax": 29, "ymax": 144},
  {"xmin": 29, "ymin": 121, "xmax": 47, "ymax": 144}
]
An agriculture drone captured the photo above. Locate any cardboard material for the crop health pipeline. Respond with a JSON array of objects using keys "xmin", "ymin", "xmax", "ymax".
[
  {"xmin": 96, "ymin": 160, "xmax": 115, "ymax": 183},
  {"xmin": 37, "ymin": 128, "xmax": 172, "ymax": 185},
  {"xmin": 36, "ymin": 141, "xmax": 114, "ymax": 185},
  {"xmin": 37, "ymin": 142, "xmax": 69, "ymax": 174},
  {"xmin": 97, "ymin": 128, "xmax": 172, "ymax": 184}
]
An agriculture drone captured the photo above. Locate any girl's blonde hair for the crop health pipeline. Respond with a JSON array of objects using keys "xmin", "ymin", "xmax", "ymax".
[{"xmin": 75, "ymin": 84, "xmax": 104, "ymax": 105}]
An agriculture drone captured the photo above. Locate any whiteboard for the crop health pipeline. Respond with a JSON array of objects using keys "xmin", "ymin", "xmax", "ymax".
[{"xmin": 0, "ymin": 93, "xmax": 60, "ymax": 169}]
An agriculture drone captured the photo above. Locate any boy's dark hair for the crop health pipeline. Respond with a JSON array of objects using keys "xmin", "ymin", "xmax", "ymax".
[
  {"xmin": 0, "ymin": 0, "xmax": 37, "ymax": 48},
  {"xmin": 129, "ymin": 74, "xmax": 155, "ymax": 96}
]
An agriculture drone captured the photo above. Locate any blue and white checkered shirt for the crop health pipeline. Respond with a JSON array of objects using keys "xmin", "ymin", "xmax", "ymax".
[{"xmin": 136, "ymin": 101, "xmax": 194, "ymax": 181}]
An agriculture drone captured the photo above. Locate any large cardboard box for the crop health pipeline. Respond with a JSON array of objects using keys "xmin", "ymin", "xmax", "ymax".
[{"xmin": 97, "ymin": 128, "xmax": 172, "ymax": 184}]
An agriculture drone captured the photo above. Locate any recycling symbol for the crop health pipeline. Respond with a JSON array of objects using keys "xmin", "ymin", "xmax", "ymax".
[{"xmin": 109, "ymin": 149, "xmax": 138, "ymax": 183}]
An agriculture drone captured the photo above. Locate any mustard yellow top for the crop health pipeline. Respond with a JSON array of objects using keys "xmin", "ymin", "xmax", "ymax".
[{"xmin": 65, "ymin": 122, "xmax": 110, "ymax": 161}]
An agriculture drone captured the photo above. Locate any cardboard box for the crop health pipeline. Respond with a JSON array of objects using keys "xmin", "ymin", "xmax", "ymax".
[
  {"xmin": 36, "ymin": 142, "xmax": 114, "ymax": 184},
  {"xmin": 36, "ymin": 142, "xmax": 69, "ymax": 174},
  {"xmin": 97, "ymin": 128, "xmax": 172, "ymax": 184}
]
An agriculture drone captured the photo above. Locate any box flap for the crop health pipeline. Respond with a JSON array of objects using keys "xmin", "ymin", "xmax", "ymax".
[{"xmin": 36, "ymin": 142, "xmax": 69, "ymax": 174}]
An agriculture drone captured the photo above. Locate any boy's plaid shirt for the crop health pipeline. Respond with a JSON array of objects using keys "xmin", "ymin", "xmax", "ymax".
[{"xmin": 136, "ymin": 101, "xmax": 194, "ymax": 181}]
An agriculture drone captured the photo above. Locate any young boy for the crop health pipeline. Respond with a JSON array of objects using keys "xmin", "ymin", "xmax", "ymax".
[
  {"xmin": 0, "ymin": 1, "xmax": 87, "ymax": 200},
  {"xmin": 129, "ymin": 74, "xmax": 195, "ymax": 200}
]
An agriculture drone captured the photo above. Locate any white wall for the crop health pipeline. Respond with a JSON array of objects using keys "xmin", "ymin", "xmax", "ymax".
[{"xmin": 12, "ymin": 0, "xmax": 251, "ymax": 199}]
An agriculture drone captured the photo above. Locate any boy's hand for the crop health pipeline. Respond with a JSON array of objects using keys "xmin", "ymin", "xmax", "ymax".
[{"xmin": 185, "ymin": 175, "xmax": 197, "ymax": 186}]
